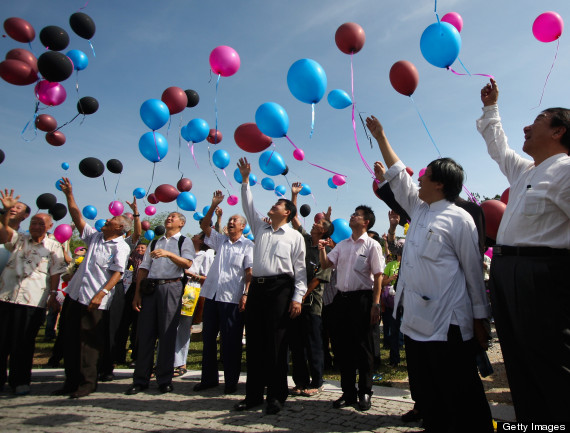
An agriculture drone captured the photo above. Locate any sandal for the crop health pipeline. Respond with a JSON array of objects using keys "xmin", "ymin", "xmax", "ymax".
[
  {"xmin": 289, "ymin": 385, "xmax": 304, "ymax": 396},
  {"xmin": 301, "ymin": 385, "xmax": 324, "ymax": 397},
  {"xmin": 173, "ymin": 366, "xmax": 187, "ymax": 378}
]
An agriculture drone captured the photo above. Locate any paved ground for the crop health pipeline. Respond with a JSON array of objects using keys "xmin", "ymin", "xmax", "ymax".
[{"xmin": 0, "ymin": 369, "xmax": 514, "ymax": 432}]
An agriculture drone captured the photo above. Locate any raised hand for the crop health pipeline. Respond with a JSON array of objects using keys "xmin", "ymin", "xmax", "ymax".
[
  {"xmin": 291, "ymin": 182, "xmax": 303, "ymax": 195},
  {"xmin": 366, "ymin": 115, "xmax": 384, "ymax": 140},
  {"xmin": 481, "ymin": 78, "xmax": 499, "ymax": 107},
  {"xmin": 212, "ymin": 190, "xmax": 224, "ymax": 206},
  {"xmin": 237, "ymin": 157, "xmax": 251, "ymax": 181},
  {"xmin": 0, "ymin": 189, "xmax": 20, "ymax": 209},
  {"xmin": 374, "ymin": 161, "xmax": 386, "ymax": 182}
]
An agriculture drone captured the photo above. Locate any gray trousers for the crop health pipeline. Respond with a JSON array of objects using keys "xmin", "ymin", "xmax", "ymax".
[{"xmin": 133, "ymin": 281, "xmax": 182, "ymax": 387}]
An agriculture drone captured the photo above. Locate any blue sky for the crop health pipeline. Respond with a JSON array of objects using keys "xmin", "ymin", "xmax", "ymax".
[{"xmin": 1, "ymin": 0, "xmax": 569, "ymax": 236}]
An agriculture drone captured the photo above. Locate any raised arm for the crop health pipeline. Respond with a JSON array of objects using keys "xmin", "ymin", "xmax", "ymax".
[
  {"xmin": 126, "ymin": 197, "xmax": 142, "ymax": 243},
  {"xmin": 481, "ymin": 78, "xmax": 499, "ymax": 107},
  {"xmin": 290, "ymin": 182, "xmax": 303, "ymax": 230},
  {"xmin": 59, "ymin": 177, "xmax": 86, "ymax": 236},
  {"xmin": 0, "ymin": 189, "xmax": 18, "ymax": 244},
  {"xmin": 201, "ymin": 190, "xmax": 224, "ymax": 238},
  {"xmin": 238, "ymin": 157, "xmax": 263, "ymax": 233}
]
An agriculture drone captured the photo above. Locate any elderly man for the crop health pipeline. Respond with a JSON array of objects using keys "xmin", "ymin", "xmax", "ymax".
[
  {"xmin": 0, "ymin": 190, "xmax": 66, "ymax": 396},
  {"xmin": 0, "ymin": 197, "xmax": 30, "ymax": 274},
  {"xmin": 193, "ymin": 190, "xmax": 253, "ymax": 394},
  {"xmin": 478, "ymin": 79, "xmax": 570, "ymax": 422},
  {"xmin": 126, "ymin": 212, "xmax": 194, "ymax": 395},
  {"xmin": 235, "ymin": 157, "xmax": 307, "ymax": 415},
  {"xmin": 55, "ymin": 178, "xmax": 132, "ymax": 399}
]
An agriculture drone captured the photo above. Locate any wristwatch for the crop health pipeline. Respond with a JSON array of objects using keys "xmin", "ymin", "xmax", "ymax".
[{"xmin": 102, "ymin": 288, "xmax": 110, "ymax": 296}]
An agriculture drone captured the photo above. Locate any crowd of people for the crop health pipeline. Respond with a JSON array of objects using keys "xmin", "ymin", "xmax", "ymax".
[{"xmin": 0, "ymin": 79, "xmax": 568, "ymax": 430}]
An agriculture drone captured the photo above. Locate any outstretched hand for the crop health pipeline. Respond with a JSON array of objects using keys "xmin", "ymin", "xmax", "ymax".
[
  {"xmin": 366, "ymin": 115, "xmax": 384, "ymax": 140},
  {"xmin": 211, "ymin": 190, "xmax": 224, "ymax": 207},
  {"xmin": 374, "ymin": 161, "xmax": 386, "ymax": 182},
  {"xmin": 237, "ymin": 157, "xmax": 251, "ymax": 181},
  {"xmin": 59, "ymin": 177, "xmax": 73, "ymax": 195},
  {"xmin": 291, "ymin": 182, "xmax": 303, "ymax": 195},
  {"xmin": 0, "ymin": 189, "xmax": 20, "ymax": 209},
  {"xmin": 126, "ymin": 197, "xmax": 138, "ymax": 212},
  {"xmin": 481, "ymin": 78, "xmax": 498, "ymax": 107}
]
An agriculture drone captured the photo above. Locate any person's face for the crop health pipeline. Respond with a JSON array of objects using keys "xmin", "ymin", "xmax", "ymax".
[
  {"xmin": 523, "ymin": 112, "xmax": 557, "ymax": 156},
  {"xmin": 310, "ymin": 219, "xmax": 327, "ymax": 238},
  {"xmin": 9, "ymin": 202, "xmax": 29, "ymax": 223},
  {"xmin": 191, "ymin": 232, "xmax": 204, "ymax": 249},
  {"xmin": 349, "ymin": 209, "xmax": 368, "ymax": 231},
  {"xmin": 135, "ymin": 244, "xmax": 146, "ymax": 255},
  {"xmin": 267, "ymin": 200, "xmax": 289, "ymax": 221},
  {"xmin": 227, "ymin": 215, "xmax": 245, "ymax": 236},
  {"xmin": 75, "ymin": 247, "xmax": 87, "ymax": 256},
  {"xmin": 165, "ymin": 213, "xmax": 184, "ymax": 230},
  {"xmin": 102, "ymin": 216, "xmax": 124, "ymax": 235},
  {"xmin": 418, "ymin": 167, "xmax": 443, "ymax": 203},
  {"xmin": 28, "ymin": 214, "xmax": 51, "ymax": 239}
]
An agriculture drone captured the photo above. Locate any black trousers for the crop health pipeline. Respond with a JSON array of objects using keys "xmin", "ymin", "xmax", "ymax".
[
  {"xmin": 244, "ymin": 276, "xmax": 293, "ymax": 405},
  {"xmin": 490, "ymin": 254, "xmax": 570, "ymax": 422},
  {"xmin": 289, "ymin": 307, "xmax": 324, "ymax": 389},
  {"xmin": 99, "ymin": 281, "xmax": 124, "ymax": 374},
  {"xmin": 0, "ymin": 302, "xmax": 45, "ymax": 390},
  {"xmin": 49, "ymin": 295, "xmax": 70, "ymax": 366},
  {"xmin": 405, "ymin": 326, "xmax": 493, "ymax": 433},
  {"xmin": 113, "ymin": 282, "xmax": 139, "ymax": 363},
  {"xmin": 329, "ymin": 290, "xmax": 374, "ymax": 397},
  {"xmin": 63, "ymin": 298, "xmax": 109, "ymax": 393}
]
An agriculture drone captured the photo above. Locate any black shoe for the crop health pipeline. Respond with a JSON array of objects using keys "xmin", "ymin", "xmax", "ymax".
[
  {"xmin": 69, "ymin": 388, "xmax": 93, "ymax": 399},
  {"xmin": 358, "ymin": 393, "xmax": 372, "ymax": 411},
  {"xmin": 193, "ymin": 382, "xmax": 218, "ymax": 392},
  {"xmin": 98, "ymin": 373, "xmax": 115, "ymax": 382},
  {"xmin": 234, "ymin": 399, "xmax": 263, "ymax": 411},
  {"xmin": 332, "ymin": 394, "xmax": 357, "ymax": 409},
  {"xmin": 401, "ymin": 408, "xmax": 422, "ymax": 422},
  {"xmin": 265, "ymin": 400, "xmax": 283, "ymax": 415},
  {"xmin": 51, "ymin": 387, "xmax": 75, "ymax": 396},
  {"xmin": 125, "ymin": 384, "xmax": 148, "ymax": 395},
  {"xmin": 159, "ymin": 384, "xmax": 173, "ymax": 394},
  {"xmin": 224, "ymin": 384, "xmax": 237, "ymax": 394}
]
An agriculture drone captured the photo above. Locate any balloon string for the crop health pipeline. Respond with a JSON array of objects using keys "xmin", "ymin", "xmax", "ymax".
[
  {"xmin": 114, "ymin": 173, "xmax": 121, "ymax": 201},
  {"xmin": 533, "ymin": 38, "xmax": 559, "ymax": 109},
  {"xmin": 145, "ymin": 163, "xmax": 157, "ymax": 199},
  {"xmin": 463, "ymin": 185, "xmax": 480, "ymax": 206},
  {"xmin": 20, "ymin": 101, "xmax": 40, "ymax": 142},
  {"xmin": 75, "ymin": 70, "xmax": 80, "ymax": 95},
  {"xmin": 358, "ymin": 111, "xmax": 373, "ymax": 148},
  {"xmin": 284, "ymin": 135, "xmax": 345, "ymax": 176},
  {"xmin": 410, "ymin": 96, "xmax": 442, "ymax": 158},
  {"xmin": 79, "ymin": 1, "xmax": 89, "ymax": 11},
  {"xmin": 88, "ymin": 40, "xmax": 96, "ymax": 57},
  {"xmin": 167, "ymin": 115, "xmax": 172, "ymax": 136},
  {"xmin": 102, "ymin": 176, "xmax": 108, "ymax": 192},
  {"xmin": 458, "ymin": 58, "xmax": 471, "ymax": 76},
  {"xmin": 434, "ymin": 0, "xmax": 440, "ymax": 23},
  {"xmin": 222, "ymin": 169, "xmax": 234, "ymax": 190},
  {"xmin": 310, "ymin": 103, "xmax": 315, "ymax": 138},
  {"xmin": 207, "ymin": 145, "xmax": 230, "ymax": 194},
  {"xmin": 55, "ymin": 113, "xmax": 80, "ymax": 131},
  {"xmin": 310, "ymin": 192, "xmax": 317, "ymax": 207},
  {"xmin": 215, "ymin": 74, "xmax": 220, "ymax": 143},
  {"xmin": 177, "ymin": 118, "xmax": 184, "ymax": 177},
  {"xmin": 152, "ymin": 130, "xmax": 161, "ymax": 162},
  {"xmin": 189, "ymin": 142, "xmax": 199, "ymax": 168},
  {"xmin": 447, "ymin": 66, "xmax": 494, "ymax": 79}
]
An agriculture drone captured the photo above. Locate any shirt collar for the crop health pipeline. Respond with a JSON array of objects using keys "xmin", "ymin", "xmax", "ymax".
[
  {"xmin": 348, "ymin": 232, "xmax": 369, "ymax": 243},
  {"xmin": 428, "ymin": 198, "xmax": 452, "ymax": 211},
  {"xmin": 162, "ymin": 231, "xmax": 182, "ymax": 241}
]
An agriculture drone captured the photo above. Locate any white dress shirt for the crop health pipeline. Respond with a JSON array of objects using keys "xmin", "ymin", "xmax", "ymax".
[
  {"xmin": 477, "ymin": 105, "xmax": 570, "ymax": 248},
  {"xmin": 140, "ymin": 232, "xmax": 195, "ymax": 279},
  {"xmin": 385, "ymin": 161, "xmax": 490, "ymax": 342},
  {"xmin": 201, "ymin": 230, "xmax": 254, "ymax": 304},
  {"xmin": 241, "ymin": 183, "xmax": 307, "ymax": 303},
  {"xmin": 66, "ymin": 224, "xmax": 131, "ymax": 309},
  {"xmin": 326, "ymin": 233, "xmax": 384, "ymax": 292}
]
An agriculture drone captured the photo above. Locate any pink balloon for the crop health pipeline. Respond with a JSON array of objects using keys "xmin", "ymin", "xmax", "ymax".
[
  {"xmin": 484, "ymin": 247, "xmax": 493, "ymax": 259},
  {"xmin": 227, "ymin": 195, "xmax": 239, "ymax": 206},
  {"xmin": 109, "ymin": 201, "xmax": 124, "ymax": 216},
  {"xmin": 53, "ymin": 224, "xmax": 72, "ymax": 243},
  {"xmin": 35, "ymin": 80, "xmax": 66, "ymax": 106},
  {"xmin": 441, "ymin": 12, "xmax": 463, "ymax": 33},
  {"xmin": 209, "ymin": 46, "xmax": 240, "ymax": 77},
  {"xmin": 145, "ymin": 205, "xmax": 156, "ymax": 216},
  {"xmin": 293, "ymin": 148, "xmax": 305, "ymax": 161},
  {"xmin": 533, "ymin": 11, "xmax": 564, "ymax": 43},
  {"xmin": 418, "ymin": 167, "xmax": 427, "ymax": 179},
  {"xmin": 314, "ymin": 212, "xmax": 325, "ymax": 224},
  {"xmin": 332, "ymin": 174, "xmax": 346, "ymax": 186}
]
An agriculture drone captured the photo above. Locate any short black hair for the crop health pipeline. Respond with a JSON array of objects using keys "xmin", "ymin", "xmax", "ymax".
[
  {"xmin": 543, "ymin": 107, "xmax": 570, "ymax": 152},
  {"xmin": 278, "ymin": 199, "xmax": 297, "ymax": 223},
  {"xmin": 356, "ymin": 205, "xmax": 375, "ymax": 229},
  {"xmin": 23, "ymin": 203, "xmax": 31, "ymax": 215},
  {"xmin": 427, "ymin": 158, "xmax": 464, "ymax": 202}
]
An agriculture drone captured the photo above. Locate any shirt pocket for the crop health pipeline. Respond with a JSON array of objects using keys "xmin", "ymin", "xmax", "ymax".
[
  {"xmin": 96, "ymin": 253, "xmax": 112, "ymax": 270},
  {"xmin": 419, "ymin": 232, "xmax": 443, "ymax": 261},
  {"xmin": 273, "ymin": 243, "xmax": 291, "ymax": 259},
  {"xmin": 522, "ymin": 188, "xmax": 546, "ymax": 216},
  {"xmin": 354, "ymin": 255, "xmax": 368, "ymax": 273},
  {"xmin": 406, "ymin": 290, "xmax": 440, "ymax": 337},
  {"xmin": 38, "ymin": 256, "xmax": 49, "ymax": 274},
  {"xmin": 232, "ymin": 252, "xmax": 244, "ymax": 268}
]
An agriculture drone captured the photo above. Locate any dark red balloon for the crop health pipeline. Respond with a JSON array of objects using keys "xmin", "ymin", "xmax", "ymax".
[
  {"xmin": 176, "ymin": 178, "xmax": 192, "ymax": 192},
  {"xmin": 390, "ymin": 60, "xmax": 419, "ymax": 96},
  {"xmin": 6, "ymin": 49, "xmax": 38, "ymax": 74},
  {"xmin": 0, "ymin": 59, "xmax": 37, "ymax": 86},
  {"xmin": 154, "ymin": 184, "xmax": 179, "ymax": 203},
  {"xmin": 314, "ymin": 212, "xmax": 325, "ymax": 224},
  {"xmin": 35, "ymin": 114, "xmax": 57, "ymax": 132},
  {"xmin": 45, "ymin": 130, "xmax": 66, "ymax": 146},
  {"xmin": 124, "ymin": 212, "xmax": 134, "ymax": 220},
  {"xmin": 161, "ymin": 86, "xmax": 187, "ymax": 115},
  {"xmin": 207, "ymin": 129, "xmax": 223, "ymax": 144},
  {"xmin": 500, "ymin": 187, "xmax": 510, "ymax": 204},
  {"xmin": 372, "ymin": 180, "xmax": 382, "ymax": 201},
  {"xmin": 141, "ymin": 220, "xmax": 151, "ymax": 231},
  {"xmin": 4, "ymin": 17, "xmax": 35, "ymax": 43},
  {"xmin": 335, "ymin": 22, "xmax": 366, "ymax": 55},
  {"xmin": 234, "ymin": 122, "xmax": 272, "ymax": 153},
  {"xmin": 147, "ymin": 193, "xmax": 159, "ymax": 204},
  {"xmin": 405, "ymin": 166, "xmax": 414, "ymax": 177},
  {"xmin": 480, "ymin": 200, "xmax": 507, "ymax": 240}
]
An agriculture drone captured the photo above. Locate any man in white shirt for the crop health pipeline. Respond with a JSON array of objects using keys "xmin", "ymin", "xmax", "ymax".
[
  {"xmin": 318, "ymin": 205, "xmax": 384, "ymax": 411},
  {"xmin": 193, "ymin": 190, "xmax": 253, "ymax": 394},
  {"xmin": 56, "ymin": 178, "xmax": 132, "ymax": 399},
  {"xmin": 125, "ymin": 212, "xmax": 194, "ymax": 395},
  {"xmin": 367, "ymin": 115, "xmax": 493, "ymax": 433},
  {"xmin": 235, "ymin": 157, "xmax": 307, "ymax": 415},
  {"xmin": 479, "ymin": 79, "xmax": 570, "ymax": 422}
]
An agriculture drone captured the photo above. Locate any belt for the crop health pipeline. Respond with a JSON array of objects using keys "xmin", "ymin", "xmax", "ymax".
[
  {"xmin": 150, "ymin": 278, "xmax": 181, "ymax": 285},
  {"xmin": 493, "ymin": 245, "xmax": 570, "ymax": 257},
  {"xmin": 252, "ymin": 274, "xmax": 291, "ymax": 284},
  {"xmin": 336, "ymin": 289, "xmax": 372, "ymax": 297}
]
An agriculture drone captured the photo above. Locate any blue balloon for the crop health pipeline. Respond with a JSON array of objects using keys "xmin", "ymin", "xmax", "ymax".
[
  {"xmin": 61, "ymin": 162, "xmax": 69, "ymax": 170},
  {"xmin": 259, "ymin": 150, "xmax": 286, "ymax": 176},
  {"xmin": 144, "ymin": 229, "xmax": 155, "ymax": 241},
  {"xmin": 82, "ymin": 205, "xmax": 97, "ymax": 220},
  {"xmin": 55, "ymin": 178, "xmax": 67, "ymax": 191},
  {"xmin": 299, "ymin": 183, "xmax": 311, "ymax": 196},
  {"xmin": 331, "ymin": 218, "xmax": 351, "ymax": 244},
  {"xmin": 176, "ymin": 191, "xmax": 197, "ymax": 211},
  {"xmin": 133, "ymin": 188, "xmax": 146, "ymax": 199},
  {"xmin": 233, "ymin": 168, "xmax": 243, "ymax": 183},
  {"xmin": 275, "ymin": 185, "xmax": 287, "ymax": 197},
  {"xmin": 180, "ymin": 125, "xmax": 191, "ymax": 142},
  {"xmin": 202, "ymin": 205, "xmax": 210, "ymax": 215},
  {"xmin": 327, "ymin": 177, "xmax": 338, "ymax": 189},
  {"xmin": 287, "ymin": 58, "xmax": 327, "ymax": 104},
  {"xmin": 66, "ymin": 49, "xmax": 88, "ymax": 71},
  {"xmin": 212, "ymin": 149, "xmax": 230, "ymax": 169},
  {"xmin": 255, "ymin": 102, "xmax": 289, "ymax": 138},
  {"xmin": 249, "ymin": 173, "xmax": 257, "ymax": 186},
  {"xmin": 95, "ymin": 219, "xmax": 106, "ymax": 232},
  {"xmin": 327, "ymin": 89, "xmax": 352, "ymax": 109},
  {"xmin": 139, "ymin": 131, "xmax": 168, "ymax": 162},
  {"xmin": 140, "ymin": 99, "xmax": 170, "ymax": 130},
  {"xmin": 243, "ymin": 224, "xmax": 251, "ymax": 235},
  {"xmin": 247, "ymin": 233, "xmax": 254, "ymax": 241},
  {"xmin": 186, "ymin": 118, "xmax": 210, "ymax": 143},
  {"xmin": 261, "ymin": 177, "xmax": 275, "ymax": 191},
  {"xmin": 420, "ymin": 21, "xmax": 461, "ymax": 68},
  {"xmin": 193, "ymin": 212, "xmax": 204, "ymax": 221}
]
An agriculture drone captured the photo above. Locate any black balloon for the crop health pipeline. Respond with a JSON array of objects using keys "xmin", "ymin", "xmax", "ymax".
[
  {"xmin": 36, "ymin": 193, "xmax": 57, "ymax": 210},
  {"xmin": 79, "ymin": 157, "xmax": 104, "ymax": 178},
  {"xmin": 106, "ymin": 159, "xmax": 123, "ymax": 174},
  {"xmin": 39, "ymin": 26, "xmax": 70, "ymax": 51},
  {"xmin": 184, "ymin": 89, "xmax": 199, "ymax": 107},
  {"xmin": 300, "ymin": 204, "xmax": 311, "ymax": 218},
  {"xmin": 282, "ymin": 165, "xmax": 289, "ymax": 176},
  {"xmin": 69, "ymin": 12, "xmax": 96, "ymax": 39},
  {"xmin": 77, "ymin": 96, "xmax": 99, "ymax": 115},
  {"xmin": 154, "ymin": 225, "xmax": 166, "ymax": 236},
  {"xmin": 37, "ymin": 51, "xmax": 73, "ymax": 82},
  {"xmin": 0, "ymin": 149, "xmax": 4, "ymax": 165},
  {"xmin": 49, "ymin": 203, "xmax": 68, "ymax": 221}
]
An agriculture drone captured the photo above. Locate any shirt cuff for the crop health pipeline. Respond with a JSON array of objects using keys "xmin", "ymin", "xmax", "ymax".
[{"xmin": 384, "ymin": 160, "xmax": 406, "ymax": 182}]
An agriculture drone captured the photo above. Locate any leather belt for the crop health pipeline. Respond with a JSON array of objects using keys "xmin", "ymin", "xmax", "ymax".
[
  {"xmin": 253, "ymin": 274, "xmax": 291, "ymax": 284},
  {"xmin": 150, "ymin": 278, "xmax": 181, "ymax": 285},
  {"xmin": 493, "ymin": 245, "xmax": 570, "ymax": 257}
]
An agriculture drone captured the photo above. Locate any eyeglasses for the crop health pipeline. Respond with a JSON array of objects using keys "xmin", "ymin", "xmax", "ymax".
[{"xmin": 350, "ymin": 212, "xmax": 364, "ymax": 218}]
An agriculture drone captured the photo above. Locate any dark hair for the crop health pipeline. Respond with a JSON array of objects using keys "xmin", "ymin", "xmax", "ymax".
[
  {"xmin": 277, "ymin": 199, "xmax": 297, "ymax": 223},
  {"xmin": 196, "ymin": 231, "xmax": 211, "ymax": 252},
  {"xmin": 22, "ymin": 203, "xmax": 31, "ymax": 215},
  {"xmin": 356, "ymin": 205, "xmax": 375, "ymax": 229},
  {"xmin": 543, "ymin": 107, "xmax": 570, "ymax": 151},
  {"xmin": 427, "ymin": 158, "xmax": 464, "ymax": 202},
  {"xmin": 367, "ymin": 230, "xmax": 381, "ymax": 244}
]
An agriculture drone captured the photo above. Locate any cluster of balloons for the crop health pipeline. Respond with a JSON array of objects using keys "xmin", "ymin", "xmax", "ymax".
[
  {"xmin": 36, "ymin": 192, "xmax": 67, "ymax": 221},
  {"xmin": 78, "ymin": 157, "xmax": 123, "ymax": 178}
]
